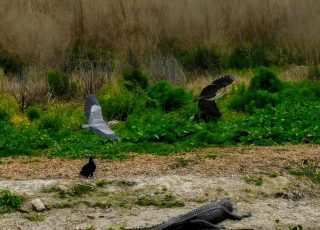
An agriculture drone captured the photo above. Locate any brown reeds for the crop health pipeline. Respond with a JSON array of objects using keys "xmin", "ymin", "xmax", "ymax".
[{"xmin": 0, "ymin": 0, "xmax": 320, "ymax": 67}]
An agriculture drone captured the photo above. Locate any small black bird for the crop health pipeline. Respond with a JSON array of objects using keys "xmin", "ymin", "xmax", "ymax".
[{"xmin": 80, "ymin": 157, "xmax": 96, "ymax": 178}]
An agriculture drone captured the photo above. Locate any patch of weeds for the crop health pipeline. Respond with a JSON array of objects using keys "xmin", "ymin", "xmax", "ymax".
[
  {"xmin": 71, "ymin": 184, "xmax": 96, "ymax": 197},
  {"xmin": 244, "ymin": 176, "xmax": 264, "ymax": 186},
  {"xmin": 136, "ymin": 189, "xmax": 184, "ymax": 208},
  {"xmin": 289, "ymin": 225, "xmax": 304, "ymax": 230},
  {"xmin": 21, "ymin": 158, "xmax": 41, "ymax": 164},
  {"xmin": 203, "ymin": 153, "xmax": 218, "ymax": 160},
  {"xmin": 114, "ymin": 181, "xmax": 138, "ymax": 187},
  {"xmin": 269, "ymin": 172, "xmax": 279, "ymax": 178},
  {"xmin": 174, "ymin": 157, "xmax": 189, "ymax": 167},
  {"xmin": 0, "ymin": 190, "xmax": 24, "ymax": 213},
  {"xmin": 96, "ymin": 180, "xmax": 108, "ymax": 188},
  {"xmin": 290, "ymin": 162, "xmax": 320, "ymax": 185},
  {"xmin": 25, "ymin": 212, "xmax": 45, "ymax": 222}
]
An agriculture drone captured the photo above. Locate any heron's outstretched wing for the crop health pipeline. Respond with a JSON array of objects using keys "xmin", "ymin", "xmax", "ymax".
[{"xmin": 83, "ymin": 95, "xmax": 120, "ymax": 139}]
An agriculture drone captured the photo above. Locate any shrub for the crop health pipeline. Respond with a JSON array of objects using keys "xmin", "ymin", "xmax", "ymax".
[
  {"xmin": 47, "ymin": 71, "xmax": 70, "ymax": 97},
  {"xmin": 68, "ymin": 40, "xmax": 115, "ymax": 72},
  {"xmin": 0, "ymin": 109, "xmax": 9, "ymax": 121},
  {"xmin": 26, "ymin": 106, "xmax": 41, "ymax": 121},
  {"xmin": 0, "ymin": 48, "xmax": 24, "ymax": 76},
  {"xmin": 0, "ymin": 190, "xmax": 24, "ymax": 213},
  {"xmin": 0, "ymin": 94, "xmax": 20, "ymax": 116},
  {"xmin": 123, "ymin": 68, "xmax": 149, "ymax": 91},
  {"xmin": 179, "ymin": 47, "xmax": 221, "ymax": 72},
  {"xmin": 38, "ymin": 114, "xmax": 63, "ymax": 131},
  {"xmin": 98, "ymin": 85, "xmax": 150, "ymax": 121},
  {"xmin": 248, "ymin": 67, "xmax": 282, "ymax": 92},
  {"xmin": 146, "ymin": 81, "xmax": 192, "ymax": 111},
  {"xmin": 226, "ymin": 43, "xmax": 272, "ymax": 69},
  {"xmin": 307, "ymin": 65, "xmax": 320, "ymax": 81},
  {"xmin": 229, "ymin": 67, "xmax": 282, "ymax": 113}
]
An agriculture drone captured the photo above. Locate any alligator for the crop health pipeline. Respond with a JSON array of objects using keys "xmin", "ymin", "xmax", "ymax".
[{"xmin": 127, "ymin": 198, "xmax": 251, "ymax": 230}]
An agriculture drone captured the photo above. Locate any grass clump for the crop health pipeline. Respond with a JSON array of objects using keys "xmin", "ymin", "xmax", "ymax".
[
  {"xmin": 244, "ymin": 176, "xmax": 264, "ymax": 186},
  {"xmin": 26, "ymin": 106, "xmax": 41, "ymax": 121},
  {"xmin": 96, "ymin": 180, "xmax": 108, "ymax": 188},
  {"xmin": 290, "ymin": 162, "xmax": 320, "ymax": 185},
  {"xmin": 71, "ymin": 184, "xmax": 96, "ymax": 197},
  {"xmin": 38, "ymin": 114, "xmax": 63, "ymax": 131},
  {"xmin": 25, "ymin": 212, "xmax": 45, "ymax": 222},
  {"xmin": 0, "ymin": 190, "xmax": 24, "ymax": 213},
  {"xmin": 136, "ymin": 191, "xmax": 185, "ymax": 208},
  {"xmin": 48, "ymin": 71, "xmax": 72, "ymax": 98}
]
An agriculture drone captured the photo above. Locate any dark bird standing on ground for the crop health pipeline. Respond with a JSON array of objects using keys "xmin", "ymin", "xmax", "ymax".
[
  {"xmin": 80, "ymin": 157, "xmax": 96, "ymax": 178},
  {"xmin": 82, "ymin": 95, "xmax": 119, "ymax": 139},
  {"xmin": 198, "ymin": 75, "xmax": 236, "ymax": 122}
]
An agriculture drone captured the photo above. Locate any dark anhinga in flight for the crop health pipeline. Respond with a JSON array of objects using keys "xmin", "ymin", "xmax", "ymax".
[
  {"xmin": 197, "ymin": 75, "xmax": 235, "ymax": 121},
  {"xmin": 80, "ymin": 157, "xmax": 96, "ymax": 178},
  {"xmin": 82, "ymin": 95, "xmax": 119, "ymax": 139}
]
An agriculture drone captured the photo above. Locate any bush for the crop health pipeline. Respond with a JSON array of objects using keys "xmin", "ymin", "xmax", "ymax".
[
  {"xmin": 0, "ymin": 48, "xmax": 24, "ymax": 76},
  {"xmin": 229, "ymin": 68, "xmax": 282, "ymax": 113},
  {"xmin": 98, "ymin": 85, "xmax": 150, "ymax": 121},
  {"xmin": 68, "ymin": 40, "xmax": 115, "ymax": 72},
  {"xmin": 0, "ymin": 190, "xmax": 24, "ymax": 213},
  {"xmin": 226, "ymin": 43, "xmax": 272, "ymax": 69},
  {"xmin": 38, "ymin": 114, "xmax": 63, "ymax": 131},
  {"xmin": 26, "ymin": 106, "xmax": 41, "ymax": 121},
  {"xmin": 249, "ymin": 67, "xmax": 282, "ymax": 92},
  {"xmin": 146, "ymin": 81, "xmax": 192, "ymax": 111},
  {"xmin": 0, "ymin": 94, "xmax": 20, "ymax": 116},
  {"xmin": 307, "ymin": 65, "xmax": 320, "ymax": 81},
  {"xmin": 48, "ymin": 71, "xmax": 70, "ymax": 97},
  {"xmin": 123, "ymin": 68, "xmax": 149, "ymax": 91},
  {"xmin": 0, "ymin": 109, "xmax": 9, "ymax": 121},
  {"xmin": 179, "ymin": 47, "xmax": 221, "ymax": 72}
]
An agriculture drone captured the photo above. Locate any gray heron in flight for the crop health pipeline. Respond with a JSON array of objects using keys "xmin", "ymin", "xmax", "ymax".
[
  {"xmin": 82, "ymin": 95, "xmax": 119, "ymax": 139},
  {"xmin": 198, "ymin": 75, "xmax": 235, "ymax": 121}
]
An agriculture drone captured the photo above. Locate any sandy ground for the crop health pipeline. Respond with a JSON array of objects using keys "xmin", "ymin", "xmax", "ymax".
[{"xmin": 0, "ymin": 145, "xmax": 319, "ymax": 230}]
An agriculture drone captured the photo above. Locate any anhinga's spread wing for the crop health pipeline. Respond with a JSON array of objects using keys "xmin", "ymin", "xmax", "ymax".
[
  {"xmin": 198, "ymin": 75, "xmax": 235, "ymax": 100},
  {"xmin": 82, "ymin": 95, "xmax": 119, "ymax": 139}
]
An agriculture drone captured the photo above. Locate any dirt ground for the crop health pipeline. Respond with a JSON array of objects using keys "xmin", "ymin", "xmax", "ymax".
[{"xmin": 0, "ymin": 145, "xmax": 319, "ymax": 230}]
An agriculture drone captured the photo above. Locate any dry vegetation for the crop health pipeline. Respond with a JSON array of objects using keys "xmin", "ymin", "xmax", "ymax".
[{"xmin": 1, "ymin": 0, "xmax": 320, "ymax": 67}]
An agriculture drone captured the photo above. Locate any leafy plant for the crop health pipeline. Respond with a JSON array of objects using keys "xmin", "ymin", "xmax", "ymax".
[
  {"xmin": 147, "ymin": 81, "xmax": 192, "ymax": 111},
  {"xmin": 123, "ymin": 68, "xmax": 149, "ymax": 91},
  {"xmin": 0, "ymin": 190, "xmax": 24, "ymax": 213},
  {"xmin": 26, "ymin": 106, "xmax": 41, "ymax": 121},
  {"xmin": 47, "ymin": 71, "xmax": 71, "ymax": 98}
]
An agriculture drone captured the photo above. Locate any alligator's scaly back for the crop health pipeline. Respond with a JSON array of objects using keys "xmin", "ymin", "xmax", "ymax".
[{"xmin": 128, "ymin": 198, "xmax": 234, "ymax": 230}]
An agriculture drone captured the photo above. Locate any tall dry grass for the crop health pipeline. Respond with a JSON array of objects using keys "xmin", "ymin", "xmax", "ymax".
[{"xmin": 1, "ymin": 0, "xmax": 320, "ymax": 67}]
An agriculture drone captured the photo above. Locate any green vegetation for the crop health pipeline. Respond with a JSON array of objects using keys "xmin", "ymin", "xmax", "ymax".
[
  {"xmin": 25, "ymin": 212, "xmax": 45, "ymax": 222},
  {"xmin": 0, "ymin": 48, "xmax": 25, "ymax": 76},
  {"xmin": 244, "ymin": 176, "xmax": 264, "ymax": 186},
  {"xmin": 136, "ymin": 189, "xmax": 185, "ymax": 208},
  {"xmin": 290, "ymin": 162, "xmax": 320, "ymax": 185},
  {"xmin": 0, "ymin": 190, "xmax": 24, "ymax": 213},
  {"xmin": 1, "ymin": 67, "xmax": 320, "ymax": 159}
]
